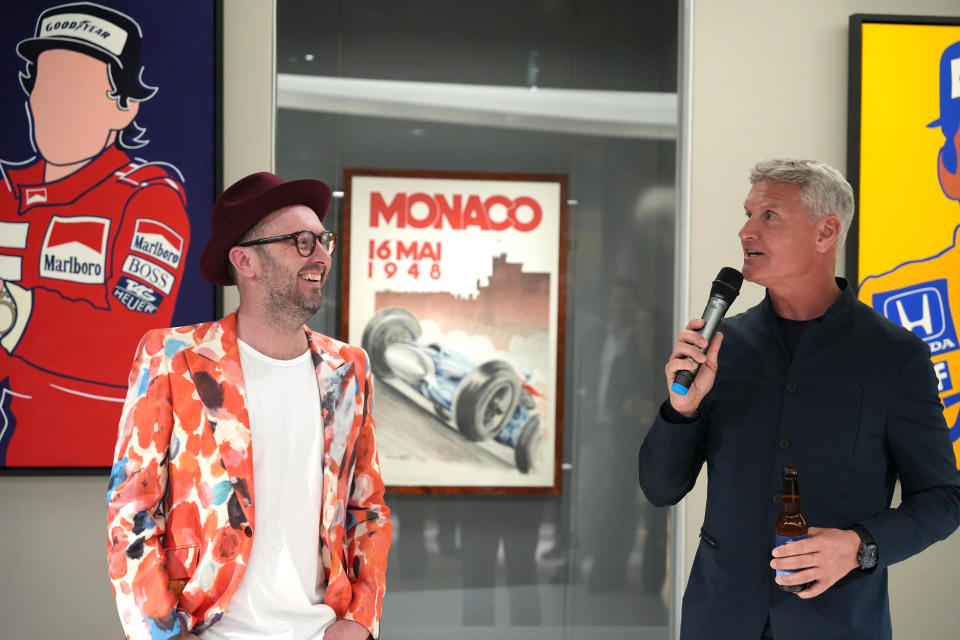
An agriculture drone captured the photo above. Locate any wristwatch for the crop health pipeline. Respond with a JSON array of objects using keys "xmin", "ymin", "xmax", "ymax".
[{"xmin": 850, "ymin": 524, "xmax": 879, "ymax": 570}]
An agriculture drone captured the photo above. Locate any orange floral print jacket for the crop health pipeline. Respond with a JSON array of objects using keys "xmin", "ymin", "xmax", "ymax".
[{"xmin": 106, "ymin": 313, "xmax": 391, "ymax": 639}]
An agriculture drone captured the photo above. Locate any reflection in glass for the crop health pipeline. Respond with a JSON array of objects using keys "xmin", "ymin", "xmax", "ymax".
[{"xmin": 276, "ymin": 1, "xmax": 679, "ymax": 637}]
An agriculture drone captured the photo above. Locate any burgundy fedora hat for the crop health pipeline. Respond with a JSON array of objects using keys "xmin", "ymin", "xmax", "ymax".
[{"xmin": 199, "ymin": 171, "xmax": 332, "ymax": 286}]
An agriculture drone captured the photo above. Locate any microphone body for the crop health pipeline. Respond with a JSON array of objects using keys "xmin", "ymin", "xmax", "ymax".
[{"xmin": 671, "ymin": 268, "xmax": 743, "ymax": 396}]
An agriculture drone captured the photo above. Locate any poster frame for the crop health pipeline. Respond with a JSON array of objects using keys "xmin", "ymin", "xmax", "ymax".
[{"xmin": 341, "ymin": 167, "xmax": 567, "ymax": 495}]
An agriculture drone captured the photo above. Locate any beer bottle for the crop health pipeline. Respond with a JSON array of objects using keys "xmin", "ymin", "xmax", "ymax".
[{"xmin": 774, "ymin": 465, "xmax": 810, "ymax": 592}]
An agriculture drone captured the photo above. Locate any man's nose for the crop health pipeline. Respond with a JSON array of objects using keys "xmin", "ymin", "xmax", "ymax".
[
  {"xmin": 738, "ymin": 217, "xmax": 757, "ymax": 240},
  {"xmin": 309, "ymin": 244, "xmax": 332, "ymax": 264}
]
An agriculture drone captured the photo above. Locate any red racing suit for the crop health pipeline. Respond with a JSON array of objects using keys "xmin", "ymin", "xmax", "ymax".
[{"xmin": 0, "ymin": 145, "xmax": 190, "ymax": 467}]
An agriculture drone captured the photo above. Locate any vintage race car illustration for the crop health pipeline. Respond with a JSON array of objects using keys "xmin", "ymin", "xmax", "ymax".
[{"xmin": 362, "ymin": 306, "xmax": 544, "ymax": 473}]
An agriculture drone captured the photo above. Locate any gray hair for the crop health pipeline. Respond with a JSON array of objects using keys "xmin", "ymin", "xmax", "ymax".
[{"xmin": 749, "ymin": 159, "xmax": 855, "ymax": 246}]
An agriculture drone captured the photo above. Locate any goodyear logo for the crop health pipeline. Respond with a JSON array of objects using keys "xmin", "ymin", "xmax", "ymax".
[
  {"xmin": 872, "ymin": 279, "xmax": 958, "ymax": 355},
  {"xmin": 39, "ymin": 13, "xmax": 127, "ymax": 57},
  {"xmin": 111, "ymin": 277, "xmax": 162, "ymax": 314}
]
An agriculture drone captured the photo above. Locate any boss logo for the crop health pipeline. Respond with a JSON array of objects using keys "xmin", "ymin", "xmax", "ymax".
[{"xmin": 121, "ymin": 255, "xmax": 175, "ymax": 295}]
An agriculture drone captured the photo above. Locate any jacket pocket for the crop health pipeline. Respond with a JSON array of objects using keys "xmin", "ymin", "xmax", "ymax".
[
  {"xmin": 699, "ymin": 527, "xmax": 720, "ymax": 551},
  {"xmin": 163, "ymin": 543, "xmax": 200, "ymax": 580}
]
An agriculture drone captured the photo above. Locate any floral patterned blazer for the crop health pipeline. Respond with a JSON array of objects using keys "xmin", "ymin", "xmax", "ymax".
[{"xmin": 106, "ymin": 313, "xmax": 391, "ymax": 640}]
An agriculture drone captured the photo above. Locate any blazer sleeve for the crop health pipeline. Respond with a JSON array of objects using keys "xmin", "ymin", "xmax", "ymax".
[
  {"xmin": 638, "ymin": 401, "xmax": 708, "ymax": 507},
  {"xmin": 342, "ymin": 350, "xmax": 393, "ymax": 638},
  {"xmin": 106, "ymin": 330, "xmax": 186, "ymax": 640},
  {"xmin": 860, "ymin": 342, "xmax": 960, "ymax": 569}
]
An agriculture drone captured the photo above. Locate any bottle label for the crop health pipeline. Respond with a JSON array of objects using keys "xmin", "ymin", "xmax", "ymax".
[{"xmin": 774, "ymin": 534, "xmax": 809, "ymax": 577}]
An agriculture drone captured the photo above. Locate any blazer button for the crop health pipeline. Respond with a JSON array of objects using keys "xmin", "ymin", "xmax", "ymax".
[
  {"xmin": 785, "ymin": 381, "xmax": 798, "ymax": 393},
  {"xmin": 771, "ymin": 492, "xmax": 782, "ymax": 504},
  {"xmin": 778, "ymin": 436, "xmax": 791, "ymax": 449}
]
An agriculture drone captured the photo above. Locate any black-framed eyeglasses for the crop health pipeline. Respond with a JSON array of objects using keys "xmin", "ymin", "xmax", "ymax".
[{"xmin": 238, "ymin": 230, "xmax": 338, "ymax": 257}]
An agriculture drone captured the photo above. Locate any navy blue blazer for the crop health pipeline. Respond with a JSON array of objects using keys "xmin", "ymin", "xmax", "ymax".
[{"xmin": 639, "ymin": 280, "xmax": 960, "ymax": 640}]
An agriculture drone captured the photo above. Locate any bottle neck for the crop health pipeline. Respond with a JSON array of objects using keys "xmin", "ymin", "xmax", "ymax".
[
  {"xmin": 780, "ymin": 494, "xmax": 801, "ymax": 515},
  {"xmin": 781, "ymin": 476, "xmax": 801, "ymax": 515}
]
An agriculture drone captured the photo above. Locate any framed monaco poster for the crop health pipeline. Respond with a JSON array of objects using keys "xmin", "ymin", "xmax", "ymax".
[
  {"xmin": 0, "ymin": 1, "xmax": 218, "ymax": 470},
  {"xmin": 342, "ymin": 169, "xmax": 566, "ymax": 494},
  {"xmin": 848, "ymin": 15, "xmax": 960, "ymax": 467}
]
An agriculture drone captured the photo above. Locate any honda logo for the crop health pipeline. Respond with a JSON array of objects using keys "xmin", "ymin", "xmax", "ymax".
[{"xmin": 872, "ymin": 279, "xmax": 958, "ymax": 355}]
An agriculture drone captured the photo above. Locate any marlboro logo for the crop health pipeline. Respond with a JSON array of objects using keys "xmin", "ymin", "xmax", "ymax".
[
  {"xmin": 23, "ymin": 187, "xmax": 47, "ymax": 205},
  {"xmin": 131, "ymin": 219, "xmax": 183, "ymax": 268},
  {"xmin": 39, "ymin": 216, "xmax": 110, "ymax": 284}
]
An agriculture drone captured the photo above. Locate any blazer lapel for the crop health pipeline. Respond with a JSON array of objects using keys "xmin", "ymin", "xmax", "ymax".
[
  {"xmin": 183, "ymin": 313, "xmax": 256, "ymax": 533},
  {"xmin": 308, "ymin": 332, "xmax": 354, "ymax": 534}
]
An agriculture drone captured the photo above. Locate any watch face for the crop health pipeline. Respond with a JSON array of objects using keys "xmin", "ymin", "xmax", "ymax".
[{"xmin": 859, "ymin": 544, "xmax": 879, "ymax": 569}]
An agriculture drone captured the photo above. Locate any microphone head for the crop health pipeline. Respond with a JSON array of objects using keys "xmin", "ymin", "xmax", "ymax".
[{"xmin": 710, "ymin": 267, "xmax": 743, "ymax": 303}]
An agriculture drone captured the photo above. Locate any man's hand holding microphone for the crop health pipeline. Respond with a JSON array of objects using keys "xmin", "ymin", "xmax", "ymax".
[{"xmin": 666, "ymin": 267, "xmax": 743, "ymax": 416}]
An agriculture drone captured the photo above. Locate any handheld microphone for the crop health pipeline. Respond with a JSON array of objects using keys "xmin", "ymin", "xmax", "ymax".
[{"xmin": 671, "ymin": 267, "xmax": 743, "ymax": 396}]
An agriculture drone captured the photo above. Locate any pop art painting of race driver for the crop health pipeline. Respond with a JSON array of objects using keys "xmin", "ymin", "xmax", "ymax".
[
  {"xmin": 859, "ymin": 37, "xmax": 960, "ymax": 464},
  {"xmin": 0, "ymin": 2, "xmax": 196, "ymax": 467}
]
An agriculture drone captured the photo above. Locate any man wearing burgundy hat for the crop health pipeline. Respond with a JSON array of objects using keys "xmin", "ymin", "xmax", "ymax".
[{"xmin": 106, "ymin": 172, "xmax": 392, "ymax": 640}]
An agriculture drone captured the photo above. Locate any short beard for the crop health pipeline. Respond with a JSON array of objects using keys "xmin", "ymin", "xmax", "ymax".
[
  {"xmin": 264, "ymin": 283, "xmax": 322, "ymax": 328},
  {"xmin": 257, "ymin": 248, "xmax": 324, "ymax": 328}
]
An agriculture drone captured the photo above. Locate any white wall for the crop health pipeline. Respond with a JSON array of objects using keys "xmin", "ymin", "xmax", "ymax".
[
  {"xmin": 684, "ymin": 1, "xmax": 960, "ymax": 638},
  {"xmin": 218, "ymin": 0, "xmax": 276, "ymax": 315},
  {"xmin": 0, "ymin": 2, "xmax": 274, "ymax": 637}
]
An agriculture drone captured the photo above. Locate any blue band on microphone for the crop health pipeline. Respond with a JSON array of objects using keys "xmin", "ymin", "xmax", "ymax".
[{"xmin": 671, "ymin": 382, "xmax": 689, "ymax": 396}]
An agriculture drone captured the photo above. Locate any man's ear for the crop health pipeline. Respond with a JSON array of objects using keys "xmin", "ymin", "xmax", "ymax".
[
  {"xmin": 228, "ymin": 246, "xmax": 256, "ymax": 280},
  {"xmin": 816, "ymin": 215, "xmax": 842, "ymax": 252}
]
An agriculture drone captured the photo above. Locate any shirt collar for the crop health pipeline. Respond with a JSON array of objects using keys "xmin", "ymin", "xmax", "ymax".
[
  {"xmin": 760, "ymin": 277, "xmax": 856, "ymax": 324},
  {"xmin": 8, "ymin": 146, "xmax": 131, "ymax": 214}
]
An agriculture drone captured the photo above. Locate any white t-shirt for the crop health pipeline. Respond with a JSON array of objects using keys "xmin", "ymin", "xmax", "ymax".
[{"xmin": 202, "ymin": 340, "xmax": 336, "ymax": 639}]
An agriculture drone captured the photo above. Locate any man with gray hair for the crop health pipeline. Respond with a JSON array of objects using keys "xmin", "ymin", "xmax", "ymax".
[
  {"xmin": 639, "ymin": 159, "xmax": 960, "ymax": 640},
  {"xmin": 748, "ymin": 158, "xmax": 855, "ymax": 246}
]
